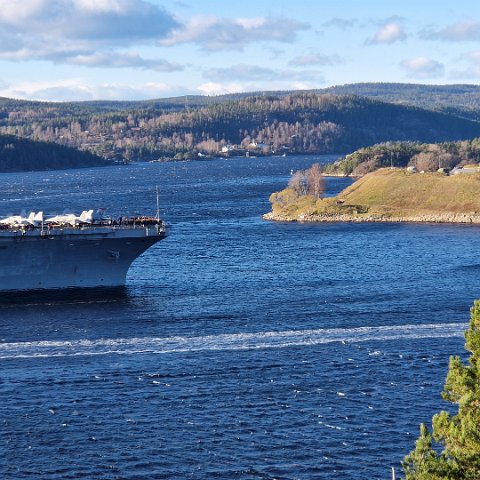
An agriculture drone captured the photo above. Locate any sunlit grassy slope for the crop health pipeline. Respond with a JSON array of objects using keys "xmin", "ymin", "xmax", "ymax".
[
  {"xmin": 268, "ymin": 168, "xmax": 480, "ymax": 220},
  {"xmin": 338, "ymin": 168, "xmax": 480, "ymax": 213}
]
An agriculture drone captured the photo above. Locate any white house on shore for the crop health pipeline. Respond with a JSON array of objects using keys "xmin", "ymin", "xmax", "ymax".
[
  {"xmin": 221, "ymin": 145, "xmax": 234, "ymax": 153},
  {"xmin": 248, "ymin": 141, "xmax": 272, "ymax": 150}
]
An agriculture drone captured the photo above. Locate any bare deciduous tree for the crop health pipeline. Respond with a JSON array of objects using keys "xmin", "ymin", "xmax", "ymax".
[
  {"xmin": 306, "ymin": 163, "xmax": 325, "ymax": 198},
  {"xmin": 288, "ymin": 171, "xmax": 308, "ymax": 196},
  {"xmin": 288, "ymin": 164, "xmax": 326, "ymax": 198},
  {"xmin": 412, "ymin": 152, "xmax": 438, "ymax": 172}
]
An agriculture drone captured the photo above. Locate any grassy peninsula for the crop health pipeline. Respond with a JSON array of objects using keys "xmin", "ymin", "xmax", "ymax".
[{"xmin": 265, "ymin": 167, "xmax": 480, "ymax": 224}]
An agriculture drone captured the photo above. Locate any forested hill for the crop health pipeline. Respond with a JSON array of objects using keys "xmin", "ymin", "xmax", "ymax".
[
  {"xmin": 319, "ymin": 83, "xmax": 480, "ymax": 121},
  {"xmin": 1, "ymin": 93, "xmax": 480, "ymax": 164},
  {"xmin": 0, "ymin": 134, "xmax": 108, "ymax": 172},
  {"xmin": 324, "ymin": 139, "xmax": 480, "ymax": 176},
  {"xmin": 3, "ymin": 82, "xmax": 480, "ymax": 114}
]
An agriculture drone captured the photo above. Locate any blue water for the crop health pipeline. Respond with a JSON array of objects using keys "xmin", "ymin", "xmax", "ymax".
[{"xmin": 0, "ymin": 155, "xmax": 477, "ymax": 479}]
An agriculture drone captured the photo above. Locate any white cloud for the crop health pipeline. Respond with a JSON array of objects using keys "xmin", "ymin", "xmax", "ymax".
[
  {"xmin": 199, "ymin": 64, "xmax": 326, "ymax": 96},
  {"xmin": 0, "ymin": 0, "xmax": 180, "ymax": 70},
  {"xmin": 0, "ymin": 79, "xmax": 178, "ymax": 101},
  {"xmin": 66, "ymin": 52, "xmax": 183, "ymax": 71},
  {"xmin": 161, "ymin": 15, "xmax": 309, "ymax": 51},
  {"xmin": 289, "ymin": 81, "xmax": 316, "ymax": 90},
  {"xmin": 174, "ymin": 1, "xmax": 191, "ymax": 8},
  {"xmin": 400, "ymin": 57, "xmax": 445, "ymax": 78},
  {"xmin": 450, "ymin": 51, "xmax": 480, "ymax": 79},
  {"xmin": 323, "ymin": 18, "xmax": 358, "ymax": 30},
  {"xmin": 0, "ymin": 46, "xmax": 183, "ymax": 72},
  {"xmin": 204, "ymin": 65, "xmax": 278, "ymax": 82},
  {"xmin": 289, "ymin": 53, "xmax": 343, "ymax": 67},
  {"xmin": 0, "ymin": 0, "xmax": 47, "ymax": 24},
  {"xmin": 463, "ymin": 51, "xmax": 480, "ymax": 61},
  {"xmin": 203, "ymin": 64, "xmax": 325, "ymax": 83},
  {"xmin": 0, "ymin": 5, "xmax": 309, "ymax": 68},
  {"xmin": 422, "ymin": 20, "xmax": 480, "ymax": 42},
  {"xmin": 198, "ymin": 82, "xmax": 248, "ymax": 96},
  {"xmin": 0, "ymin": 0, "xmax": 179, "ymax": 40},
  {"xmin": 73, "ymin": 0, "xmax": 126, "ymax": 13},
  {"xmin": 366, "ymin": 22, "xmax": 407, "ymax": 45},
  {"xmin": 235, "ymin": 17, "xmax": 266, "ymax": 30},
  {"xmin": 197, "ymin": 78, "xmax": 323, "ymax": 97}
]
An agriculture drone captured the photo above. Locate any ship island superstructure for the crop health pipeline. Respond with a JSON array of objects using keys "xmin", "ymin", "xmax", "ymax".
[{"xmin": 0, "ymin": 209, "xmax": 167, "ymax": 292}]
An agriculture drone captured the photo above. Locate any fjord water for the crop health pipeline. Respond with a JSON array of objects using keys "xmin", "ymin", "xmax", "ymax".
[{"xmin": 0, "ymin": 155, "xmax": 478, "ymax": 479}]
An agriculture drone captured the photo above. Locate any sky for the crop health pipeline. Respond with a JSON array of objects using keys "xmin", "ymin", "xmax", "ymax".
[{"xmin": 1, "ymin": 0, "xmax": 480, "ymax": 102}]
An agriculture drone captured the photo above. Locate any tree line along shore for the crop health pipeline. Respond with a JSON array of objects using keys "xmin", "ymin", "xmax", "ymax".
[{"xmin": 3, "ymin": 86, "xmax": 480, "ymax": 171}]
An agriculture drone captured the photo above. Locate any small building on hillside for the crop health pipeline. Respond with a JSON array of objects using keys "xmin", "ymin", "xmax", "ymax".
[{"xmin": 248, "ymin": 141, "xmax": 272, "ymax": 151}]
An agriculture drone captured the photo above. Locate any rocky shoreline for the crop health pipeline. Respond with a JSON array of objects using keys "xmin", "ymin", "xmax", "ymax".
[{"xmin": 263, "ymin": 211, "xmax": 480, "ymax": 224}]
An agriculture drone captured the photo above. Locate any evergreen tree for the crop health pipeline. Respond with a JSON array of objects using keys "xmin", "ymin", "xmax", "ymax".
[
  {"xmin": 402, "ymin": 300, "xmax": 480, "ymax": 479},
  {"xmin": 403, "ymin": 424, "xmax": 443, "ymax": 480}
]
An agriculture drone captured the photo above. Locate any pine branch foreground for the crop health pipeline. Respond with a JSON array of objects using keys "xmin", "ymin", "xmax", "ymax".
[{"xmin": 402, "ymin": 301, "xmax": 480, "ymax": 479}]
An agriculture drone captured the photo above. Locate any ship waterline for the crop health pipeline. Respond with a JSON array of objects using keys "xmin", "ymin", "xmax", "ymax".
[{"xmin": 0, "ymin": 222, "xmax": 167, "ymax": 292}]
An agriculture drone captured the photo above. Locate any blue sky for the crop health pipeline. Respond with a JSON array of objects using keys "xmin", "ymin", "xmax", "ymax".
[{"xmin": 0, "ymin": 0, "xmax": 479, "ymax": 101}]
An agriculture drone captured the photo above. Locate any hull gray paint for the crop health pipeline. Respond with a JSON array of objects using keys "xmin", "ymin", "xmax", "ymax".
[{"xmin": 0, "ymin": 225, "xmax": 166, "ymax": 291}]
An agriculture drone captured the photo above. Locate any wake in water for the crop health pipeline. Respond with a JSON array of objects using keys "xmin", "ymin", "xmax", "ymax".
[{"xmin": 0, "ymin": 323, "xmax": 466, "ymax": 359}]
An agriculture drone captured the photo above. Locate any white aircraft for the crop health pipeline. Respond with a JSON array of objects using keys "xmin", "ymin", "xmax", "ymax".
[
  {"xmin": 0, "ymin": 211, "xmax": 43, "ymax": 227},
  {"xmin": 45, "ymin": 209, "xmax": 94, "ymax": 226}
]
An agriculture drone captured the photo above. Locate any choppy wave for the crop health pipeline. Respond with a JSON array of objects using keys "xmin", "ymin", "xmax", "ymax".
[{"xmin": 0, "ymin": 322, "xmax": 465, "ymax": 359}]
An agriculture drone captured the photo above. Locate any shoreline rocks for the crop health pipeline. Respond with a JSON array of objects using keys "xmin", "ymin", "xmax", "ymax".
[{"xmin": 262, "ymin": 211, "xmax": 480, "ymax": 224}]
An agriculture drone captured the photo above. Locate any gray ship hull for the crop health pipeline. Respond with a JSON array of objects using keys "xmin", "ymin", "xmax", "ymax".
[{"xmin": 0, "ymin": 225, "xmax": 166, "ymax": 292}]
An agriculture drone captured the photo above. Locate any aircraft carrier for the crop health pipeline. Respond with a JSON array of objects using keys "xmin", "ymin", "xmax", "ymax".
[{"xmin": 0, "ymin": 209, "xmax": 167, "ymax": 292}]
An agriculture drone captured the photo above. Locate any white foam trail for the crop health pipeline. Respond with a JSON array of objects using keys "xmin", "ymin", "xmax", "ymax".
[{"xmin": 0, "ymin": 323, "xmax": 466, "ymax": 360}]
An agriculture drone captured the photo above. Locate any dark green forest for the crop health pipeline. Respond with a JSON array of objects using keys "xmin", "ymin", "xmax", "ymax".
[
  {"xmin": 0, "ymin": 134, "xmax": 107, "ymax": 172},
  {"xmin": 320, "ymin": 83, "xmax": 480, "ymax": 121},
  {"xmin": 2, "ymin": 90, "xmax": 480, "ymax": 168}
]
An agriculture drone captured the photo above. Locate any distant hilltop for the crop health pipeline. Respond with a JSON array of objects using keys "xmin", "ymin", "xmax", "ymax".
[
  {"xmin": 264, "ymin": 168, "xmax": 480, "ymax": 224},
  {"xmin": 3, "ymin": 84, "xmax": 480, "ymax": 168}
]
